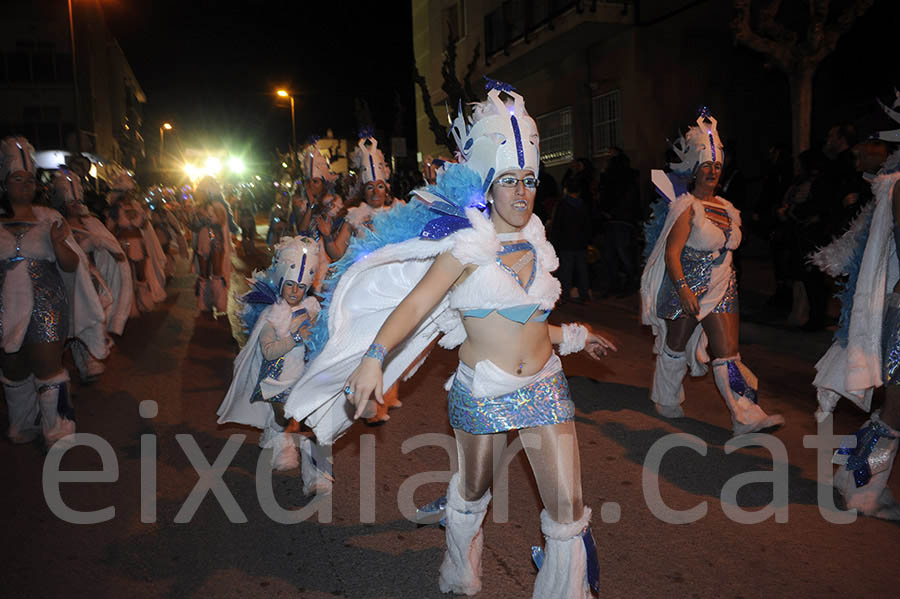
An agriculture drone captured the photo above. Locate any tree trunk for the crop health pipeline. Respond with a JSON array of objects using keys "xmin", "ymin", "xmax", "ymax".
[{"xmin": 788, "ymin": 67, "xmax": 815, "ymax": 156}]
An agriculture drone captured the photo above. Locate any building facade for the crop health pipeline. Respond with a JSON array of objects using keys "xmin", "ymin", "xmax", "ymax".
[{"xmin": 0, "ymin": 0, "xmax": 145, "ymax": 171}]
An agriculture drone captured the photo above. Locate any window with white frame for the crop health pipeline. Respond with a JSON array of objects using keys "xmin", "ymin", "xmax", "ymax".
[
  {"xmin": 536, "ymin": 107, "xmax": 573, "ymax": 166},
  {"xmin": 592, "ymin": 90, "xmax": 623, "ymax": 155}
]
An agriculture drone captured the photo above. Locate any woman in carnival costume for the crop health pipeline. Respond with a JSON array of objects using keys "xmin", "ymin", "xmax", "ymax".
[
  {"xmin": 55, "ymin": 171, "xmax": 132, "ymax": 382},
  {"xmin": 0, "ymin": 137, "xmax": 108, "ymax": 447},
  {"xmin": 148, "ymin": 189, "xmax": 189, "ymax": 281},
  {"xmin": 190, "ymin": 176, "xmax": 235, "ymax": 315},
  {"xmin": 105, "ymin": 174, "xmax": 168, "ymax": 314},
  {"xmin": 640, "ymin": 109, "xmax": 784, "ymax": 436},
  {"xmin": 810, "ymin": 94, "xmax": 900, "ymax": 521},
  {"xmin": 217, "ymin": 235, "xmax": 322, "ymax": 474},
  {"xmin": 284, "ymin": 84, "xmax": 615, "ymax": 597}
]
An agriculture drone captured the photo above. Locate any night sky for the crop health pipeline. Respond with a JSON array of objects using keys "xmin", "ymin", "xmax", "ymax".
[{"xmin": 104, "ymin": 0, "xmax": 415, "ymax": 166}]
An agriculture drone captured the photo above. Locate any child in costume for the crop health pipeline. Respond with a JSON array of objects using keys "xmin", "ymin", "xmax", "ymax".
[
  {"xmin": 640, "ymin": 109, "xmax": 784, "ymax": 436},
  {"xmin": 284, "ymin": 83, "xmax": 616, "ymax": 597},
  {"xmin": 810, "ymin": 93, "xmax": 900, "ymax": 520},
  {"xmin": 217, "ymin": 236, "xmax": 323, "ymax": 478}
]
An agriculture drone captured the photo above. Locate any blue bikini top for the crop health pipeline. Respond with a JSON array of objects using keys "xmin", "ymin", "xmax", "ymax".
[{"xmin": 461, "ymin": 241, "xmax": 550, "ymax": 324}]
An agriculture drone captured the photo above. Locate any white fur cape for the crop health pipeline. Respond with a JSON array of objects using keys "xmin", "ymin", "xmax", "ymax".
[
  {"xmin": 639, "ymin": 194, "xmax": 740, "ymax": 375},
  {"xmin": 217, "ymin": 296, "xmax": 320, "ymax": 430},
  {"xmin": 282, "ymin": 209, "xmax": 560, "ymax": 445},
  {"xmin": 812, "ymin": 172, "xmax": 900, "ymax": 421}
]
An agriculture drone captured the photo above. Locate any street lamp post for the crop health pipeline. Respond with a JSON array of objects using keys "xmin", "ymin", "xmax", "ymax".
[
  {"xmin": 276, "ymin": 89, "xmax": 297, "ymax": 175},
  {"xmin": 159, "ymin": 122, "xmax": 173, "ymax": 162}
]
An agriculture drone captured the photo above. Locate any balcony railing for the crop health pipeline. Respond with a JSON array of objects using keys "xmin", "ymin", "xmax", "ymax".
[{"xmin": 484, "ymin": 0, "xmax": 630, "ymax": 59}]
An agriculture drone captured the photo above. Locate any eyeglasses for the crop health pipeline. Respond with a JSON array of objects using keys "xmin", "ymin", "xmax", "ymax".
[{"xmin": 495, "ymin": 175, "xmax": 539, "ymax": 189}]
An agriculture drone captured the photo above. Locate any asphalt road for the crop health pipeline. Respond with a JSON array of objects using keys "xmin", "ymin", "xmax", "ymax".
[{"xmin": 1, "ymin": 247, "xmax": 897, "ymax": 599}]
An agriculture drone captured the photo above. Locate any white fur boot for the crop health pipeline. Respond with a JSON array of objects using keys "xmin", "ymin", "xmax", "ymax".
[
  {"xmin": 532, "ymin": 508, "xmax": 596, "ymax": 599},
  {"xmin": 210, "ymin": 276, "xmax": 229, "ymax": 314},
  {"xmin": 71, "ymin": 340, "xmax": 105, "ymax": 382},
  {"xmin": 439, "ymin": 472, "xmax": 492, "ymax": 596},
  {"xmin": 712, "ymin": 355, "xmax": 784, "ymax": 435},
  {"xmin": 833, "ymin": 411, "xmax": 900, "ymax": 520},
  {"xmin": 299, "ymin": 436, "xmax": 333, "ymax": 495},
  {"xmin": 35, "ymin": 370, "xmax": 75, "ymax": 448},
  {"xmin": 651, "ymin": 347, "xmax": 687, "ymax": 418},
  {"xmin": 2, "ymin": 374, "xmax": 40, "ymax": 443}
]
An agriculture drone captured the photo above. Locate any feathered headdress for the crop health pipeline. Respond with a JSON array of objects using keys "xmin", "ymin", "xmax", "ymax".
[
  {"xmin": 668, "ymin": 107, "xmax": 725, "ymax": 175},
  {"xmin": 0, "ymin": 136, "xmax": 36, "ymax": 180}
]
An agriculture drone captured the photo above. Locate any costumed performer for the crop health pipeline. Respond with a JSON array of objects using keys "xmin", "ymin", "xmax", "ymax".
[
  {"xmin": 286, "ymin": 84, "xmax": 615, "ymax": 597},
  {"xmin": 0, "ymin": 137, "xmax": 107, "ymax": 447},
  {"xmin": 809, "ymin": 93, "xmax": 900, "ymax": 521},
  {"xmin": 640, "ymin": 108, "xmax": 784, "ymax": 436},
  {"xmin": 217, "ymin": 235, "xmax": 323, "ymax": 478},
  {"xmin": 191, "ymin": 176, "xmax": 234, "ymax": 315}
]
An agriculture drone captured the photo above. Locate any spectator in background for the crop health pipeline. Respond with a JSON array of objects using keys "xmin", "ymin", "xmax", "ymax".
[
  {"xmin": 550, "ymin": 167, "xmax": 593, "ymax": 303},
  {"xmin": 754, "ymin": 143, "xmax": 793, "ymax": 235},
  {"xmin": 533, "ymin": 160, "xmax": 558, "ymax": 223},
  {"xmin": 597, "ymin": 148, "xmax": 641, "ymax": 296},
  {"xmin": 718, "ymin": 141, "xmax": 748, "ymax": 211}
]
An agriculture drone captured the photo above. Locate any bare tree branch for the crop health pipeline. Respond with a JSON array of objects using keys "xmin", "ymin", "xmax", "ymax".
[
  {"xmin": 819, "ymin": 0, "xmax": 874, "ymax": 59},
  {"xmin": 412, "ymin": 62, "xmax": 451, "ymax": 151},
  {"xmin": 463, "ymin": 43, "xmax": 482, "ymax": 103},
  {"xmin": 731, "ymin": 0, "xmax": 791, "ymax": 71},
  {"xmin": 757, "ymin": 0, "xmax": 796, "ymax": 43}
]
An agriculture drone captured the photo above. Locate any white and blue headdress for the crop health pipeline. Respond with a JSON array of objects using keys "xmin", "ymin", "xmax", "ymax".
[
  {"xmin": 669, "ymin": 107, "xmax": 725, "ymax": 175},
  {"xmin": 303, "ymin": 138, "xmax": 337, "ymax": 183},
  {"xmin": 355, "ymin": 129, "xmax": 388, "ymax": 185},
  {"xmin": 875, "ymin": 90, "xmax": 900, "ymax": 175},
  {"xmin": 0, "ymin": 136, "xmax": 36, "ymax": 180},
  {"xmin": 53, "ymin": 170, "xmax": 84, "ymax": 205},
  {"xmin": 272, "ymin": 235, "xmax": 319, "ymax": 292},
  {"xmin": 450, "ymin": 79, "xmax": 540, "ymax": 194}
]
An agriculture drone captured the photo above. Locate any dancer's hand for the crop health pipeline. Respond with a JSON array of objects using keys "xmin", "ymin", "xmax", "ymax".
[
  {"xmin": 344, "ymin": 358, "xmax": 384, "ymax": 419},
  {"xmin": 315, "ymin": 215, "xmax": 332, "ymax": 237},
  {"xmin": 585, "ymin": 329, "xmax": 617, "ymax": 359},
  {"xmin": 50, "ymin": 219, "xmax": 72, "ymax": 245},
  {"xmin": 678, "ymin": 286, "xmax": 700, "ymax": 316}
]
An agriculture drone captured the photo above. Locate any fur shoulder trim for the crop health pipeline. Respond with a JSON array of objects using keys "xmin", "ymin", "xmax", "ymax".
[{"xmin": 449, "ymin": 207, "xmax": 500, "ymax": 266}]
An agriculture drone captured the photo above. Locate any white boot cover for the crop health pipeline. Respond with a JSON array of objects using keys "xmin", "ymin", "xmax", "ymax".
[
  {"xmin": 136, "ymin": 280, "xmax": 156, "ymax": 312},
  {"xmin": 833, "ymin": 411, "xmax": 900, "ymax": 520},
  {"xmin": 36, "ymin": 370, "xmax": 75, "ymax": 448},
  {"xmin": 712, "ymin": 355, "xmax": 784, "ymax": 435},
  {"xmin": 269, "ymin": 430, "xmax": 299, "ymax": 471},
  {"xmin": 651, "ymin": 347, "xmax": 687, "ymax": 418},
  {"xmin": 71, "ymin": 340, "xmax": 105, "ymax": 381},
  {"xmin": 439, "ymin": 472, "xmax": 492, "ymax": 596},
  {"xmin": 2, "ymin": 374, "xmax": 39, "ymax": 443},
  {"xmin": 299, "ymin": 436, "xmax": 333, "ymax": 496},
  {"xmin": 211, "ymin": 276, "xmax": 229, "ymax": 314},
  {"xmin": 532, "ymin": 508, "xmax": 593, "ymax": 599}
]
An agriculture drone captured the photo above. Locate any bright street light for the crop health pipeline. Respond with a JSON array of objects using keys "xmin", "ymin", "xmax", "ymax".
[
  {"xmin": 162, "ymin": 122, "xmax": 173, "ymax": 131},
  {"xmin": 204, "ymin": 156, "xmax": 223, "ymax": 175},
  {"xmin": 160, "ymin": 122, "xmax": 174, "ymax": 161},
  {"xmin": 228, "ymin": 156, "xmax": 246, "ymax": 174},
  {"xmin": 276, "ymin": 89, "xmax": 289, "ymax": 98},
  {"xmin": 275, "ymin": 88, "xmax": 297, "ymax": 173}
]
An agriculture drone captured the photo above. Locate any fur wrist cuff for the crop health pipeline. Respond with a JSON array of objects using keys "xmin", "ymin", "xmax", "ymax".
[{"xmin": 558, "ymin": 323, "xmax": 588, "ymax": 356}]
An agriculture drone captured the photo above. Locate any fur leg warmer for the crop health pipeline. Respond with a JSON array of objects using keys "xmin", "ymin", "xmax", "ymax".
[
  {"xmin": 2, "ymin": 374, "xmax": 40, "ymax": 443},
  {"xmin": 35, "ymin": 370, "xmax": 75, "ymax": 448},
  {"xmin": 532, "ymin": 508, "xmax": 596, "ymax": 599},
  {"xmin": 833, "ymin": 411, "xmax": 900, "ymax": 520},
  {"xmin": 299, "ymin": 436, "xmax": 333, "ymax": 496},
  {"xmin": 712, "ymin": 355, "xmax": 783, "ymax": 435},
  {"xmin": 651, "ymin": 348, "xmax": 687, "ymax": 418},
  {"xmin": 439, "ymin": 472, "xmax": 492, "ymax": 596}
]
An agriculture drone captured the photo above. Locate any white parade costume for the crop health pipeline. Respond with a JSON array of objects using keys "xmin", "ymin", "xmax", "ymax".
[
  {"xmin": 0, "ymin": 137, "xmax": 107, "ymax": 446},
  {"xmin": 283, "ymin": 86, "xmax": 600, "ymax": 597},
  {"xmin": 217, "ymin": 236, "xmax": 322, "ymax": 478},
  {"xmin": 54, "ymin": 171, "xmax": 132, "ymax": 380},
  {"xmin": 640, "ymin": 112, "xmax": 783, "ymax": 435},
  {"xmin": 191, "ymin": 177, "xmax": 233, "ymax": 314},
  {"xmin": 809, "ymin": 93, "xmax": 900, "ymax": 520}
]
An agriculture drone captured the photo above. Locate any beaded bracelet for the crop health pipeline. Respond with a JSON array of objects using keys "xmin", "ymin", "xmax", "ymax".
[
  {"xmin": 291, "ymin": 328, "xmax": 305, "ymax": 344},
  {"xmin": 674, "ymin": 277, "xmax": 688, "ymax": 289},
  {"xmin": 364, "ymin": 342, "xmax": 386, "ymax": 365}
]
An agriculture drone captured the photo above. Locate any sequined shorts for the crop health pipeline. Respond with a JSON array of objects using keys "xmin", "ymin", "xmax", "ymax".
[
  {"xmin": 656, "ymin": 246, "xmax": 737, "ymax": 320},
  {"xmin": 250, "ymin": 356, "xmax": 291, "ymax": 404},
  {"xmin": 0, "ymin": 259, "xmax": 69, "ymax": 346},
  {"xmin": 448, "ymin": 368, "xmax": 574, "ymax": 435},
  {"xmin": 882, "ymin": 294, "xmax": 900, "ymax": 386}
]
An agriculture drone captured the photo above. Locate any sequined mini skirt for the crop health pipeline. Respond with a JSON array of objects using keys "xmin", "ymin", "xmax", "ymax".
[
  {"xmin": 656, "ymin": 246, "xmax": 737, "ymax": 320},
  {"xmin": 0, "ymin": 259, "xmax": 69, "ymax": 345},
  {"xmin": 448, "ymin": 362, "xmax": 574, "ymax": 435},
  {"xmin": 882, "ymin": 294, "xmax": 900, "ymax": 386}
]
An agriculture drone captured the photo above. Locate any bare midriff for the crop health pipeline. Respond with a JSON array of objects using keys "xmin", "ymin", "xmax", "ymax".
[{"xmin": 459, "ymin": 311, "xmax": 553, "ymax": 377}]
